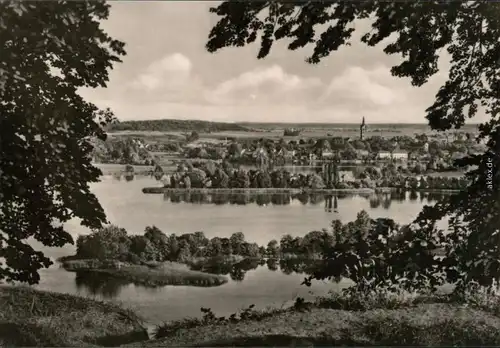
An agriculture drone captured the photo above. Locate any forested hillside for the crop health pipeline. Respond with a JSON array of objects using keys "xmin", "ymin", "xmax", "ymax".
[{"xmin": 109, "ymin": 119, "xmax": 250, "ymax": 132}]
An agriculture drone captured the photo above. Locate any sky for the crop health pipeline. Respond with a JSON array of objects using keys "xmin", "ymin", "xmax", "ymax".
[{"xmin": 78, "ymin": 1, "xmax": 487, "ymax": 124}]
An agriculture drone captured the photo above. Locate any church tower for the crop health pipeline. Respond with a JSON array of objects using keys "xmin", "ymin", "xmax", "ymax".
[{"xmin": 360, "ymin": 116, "xmax": 366, "ymax": 140}]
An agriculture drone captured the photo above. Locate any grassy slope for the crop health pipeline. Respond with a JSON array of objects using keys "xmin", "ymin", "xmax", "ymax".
[
  {"xmin": 0, "ymin": 286, "xmax": 148, "ymax": 347},
  {"xmin": 128, "ymin": 304, "xmax": 500, "ymax": 347}
]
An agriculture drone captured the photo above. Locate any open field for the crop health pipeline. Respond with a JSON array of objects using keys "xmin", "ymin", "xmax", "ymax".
[
  {"xmin": 0, "ymin": 286, "xmax": 147, "ymax": 347},
  {"xmin": 108, "ymin": 121, "xmax": 481, "ymax": 141}
]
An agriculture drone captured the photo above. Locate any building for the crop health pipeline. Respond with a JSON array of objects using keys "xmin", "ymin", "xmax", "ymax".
[
  {"xmin": 378, "ymin": 151, "xmax": 392, "ymax": 159},
  {"xmin": 377, "ymin": 150, "xmax": 408, "ymax": 161},
  {"xmin": 356, "ymin": 149, "xmax": 369, "ymax": 158},
  {"xmin": 321, "ymin": 151, "xmax": 335, "ymax": 159},
  {"xmin": 339, "ymin": 170, "xmax": 355, "ymax": 182},
  {"xmin": 392, "ymin": 150, "xmax": 408, "ymax": 161},
  {"xmin": 360, "ymin": 116, "xmax": 367, "ymax": 140},
  {"xmin": 331, "ymin": 137, "xmax": 345, "ymax": 146}
]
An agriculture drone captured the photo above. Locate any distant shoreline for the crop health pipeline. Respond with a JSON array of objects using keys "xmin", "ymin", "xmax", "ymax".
[
  {"xmin": 143, "ymin": 187, "xmax": 376, "ymax": 194},
  {"xmin": 144, "ymin": 187, "xmax": 462, "ymax": 194}
]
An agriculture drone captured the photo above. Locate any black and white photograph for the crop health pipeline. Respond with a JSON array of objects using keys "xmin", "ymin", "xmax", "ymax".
[{"xmin": 1, "ymin": 0, "xmax": 499, "ymax": 346}]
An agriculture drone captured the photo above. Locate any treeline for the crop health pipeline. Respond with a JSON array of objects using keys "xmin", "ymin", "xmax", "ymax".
[
  {"xmin": 73, "ymin": 212, "xmax": 414, "ymax": 268},
  {"xmin": 108, "ymin": 119, "xmax": 250, "ymax": 132},
  {"xmin": 92, "ymin": 137, "xmax": 153, "ymax": 165},
  {"xmin": 75, "ymin": 226, "xmax": 264, "ymax": 264},
  {"xmin": 167, "ymin": 161, "xmax": 327, "ymax": 189},
  {"xmin": 162, "ymin": 160, "xmax": 467, "ymax": 190}
]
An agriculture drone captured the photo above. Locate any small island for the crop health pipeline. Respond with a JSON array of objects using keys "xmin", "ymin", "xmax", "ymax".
[{"xmin": 60, "ymin": 226, "xmax": 231, "ymax": 288}]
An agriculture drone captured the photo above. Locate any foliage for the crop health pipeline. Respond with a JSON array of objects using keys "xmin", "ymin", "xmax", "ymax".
[
  {"xmin": 92, "ymin": 137, "xmax": 152, "ymax": 165},
  {"xmin": 0, "ymin": 1, "xmax": 126, "ymax": 283},
  {"xmin": 76, "ymin": 225, "xmax": 131, "ymax": 261},
  {"xmin": 206, "ymin": 0, "xmax": 500, "ymax": 294}
]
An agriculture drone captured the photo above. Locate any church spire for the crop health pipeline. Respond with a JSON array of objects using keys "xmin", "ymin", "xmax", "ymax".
[{"xmin": 360, "ymin": 116, "xmax": 366, "ymax": 140}]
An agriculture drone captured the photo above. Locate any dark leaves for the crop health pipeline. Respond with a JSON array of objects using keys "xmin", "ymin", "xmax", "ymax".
[{"xmin": 0, "ymin": 1, "xmax": 125, "ymax": 283}]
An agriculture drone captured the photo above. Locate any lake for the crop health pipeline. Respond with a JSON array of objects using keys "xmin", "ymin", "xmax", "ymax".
[{"xmin": 31, "ymin": 175, "xmax": 448, "ymax": 327}]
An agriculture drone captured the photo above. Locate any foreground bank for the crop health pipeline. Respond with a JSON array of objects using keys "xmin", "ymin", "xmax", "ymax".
[
  {"xmin": 0, "ymin": 286, "xmax": 147, "ymax": 347},
  {"xmin": 127, "ymin": 291, "xmax": 500, "ymax": 347},
  {"xmin": 4, "ymin": 286, "xmax": 500, "ymax": 346}
]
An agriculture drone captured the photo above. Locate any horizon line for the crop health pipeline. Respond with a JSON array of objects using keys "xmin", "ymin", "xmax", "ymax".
[{"xmin": 115, "ymin": 118, "xmax": 482, "ymax": 126}]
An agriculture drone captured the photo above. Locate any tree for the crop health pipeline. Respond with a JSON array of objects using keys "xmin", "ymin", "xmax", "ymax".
[
  {"xmin": 341, "ymin": 142, "xmax": 358, "ymax": 160},
  {"xmin": 76, "ymin": 225, "xmax": 130, "ymax": 261},
  {"xmin": 0, "ymin": 1, "xmax": 126, "ymax": 284},
  {"xmin": 266, "ymin": 239, "xmax": 279, "ymax": 258},
  {"xmin": 186, "ymin": 168, "xmax": 208, "ymax": 188},
  {"xmin": 129, "ymin": 235, "xmax": 158, "ymax": 262},
  {"xmin": 187, "ymin": 131, "xmax": 200, "ymax": 143},
  {"xmin": 280, "ymin": 234, "xmax": 294, "ymax": 254},
  {"xmin": 206, "ymin": 1, "xmax": 500, "ymax": 293},
  {"xmin": 257, "ymin": 171, "xmax": 272, "ymax": 188},
  {"xmin": 207, "ymin": 237, "xmax": 223, "ymax": 257},
  {"xmin": 230, "ymin": 232, "xmax": 245, "ymax": 255},
  {"xmin": 228, "ymin": 142, "xmax": 242, "ymax": 158},
  {"xmin": 144, "ymin": 226, "xmax": 169, "ymax": 260}
]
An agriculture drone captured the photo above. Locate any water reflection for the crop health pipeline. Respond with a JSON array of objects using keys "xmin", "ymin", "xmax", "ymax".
[
  {"xmin": 74, "ymin": 258, "xmax": 337, "ymax": 299},
  {"xmin": 75, "ymin": 271, "xmax": 129, "ymax": 299},
  {"xmin": 162, "ymin": 191, "xmax": 450, "ymax": 208},
  {"xmin": 190, "ymin": 258, "xmax": 327, "ymax": 282}
]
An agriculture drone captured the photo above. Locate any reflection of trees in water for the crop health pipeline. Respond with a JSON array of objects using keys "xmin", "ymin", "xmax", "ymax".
[
  {"xmin": 309, "ymin": 194, "xmax": 325, "ymax": 205},
  {"xmin": 75, "ymin": 271, "xmax": 128, "ymax": 299},
  {"xmin": 124, "ymin": 174, "xmax": 134, "ymax": 182},
  {"xmin": 425, "ymin": 192, "xmax": 446, "ymax": 202},
  {"xmin": 266, "ymin": 258, "xmax": 278, "ymax": 271},
  {"xmin": 337, "ymin": 192, "xmax": 351, "ymax": 199},
  {"xmin": 279, "ymin": 259, "xmax": 324, "ymax": 276},
  {"xmin": 296, "ymin": 193, "xmax": 309, "ymax": 205},
  {"xmin": 271, "ymin": 194, "xmax": 290, "ymax": 205},
  {"xmin": 190, "ymin": 257, "xmax": 342, "ymax": 282},
  {"xmin": 390, "ymin": 190, "xmax": 407, "ymax": 202},
  {"xmin": 255, "ymin": 193, "xmax": 272, "ymax": 206},
  {"xmin": 162, "ymin": 190, "xmax": 448, "ymax": 208},
  {"xmin": 368, "ymin": 193, "xmax": 392, "ymax": 210},
  {"xmin": 164, "ymin": 192, "xmax": 299, "ymax": 206},
  {"xmin": 191, "ymin": 258, "xmax": 262, "ymax": 282},
  {"xmin": 409, "ymin": 190, "xmax": 419, "ymax": 201},
  {"xmin": 369, "ymin": 196, "xmax": 381, "ymax": 209},
  {"xmin": 382, "ymin": 197, "xmax": 392, "ymax": 209},
  {"xmin": 324, "ymin": 195, "xmax": 339, "ymax": 213}
]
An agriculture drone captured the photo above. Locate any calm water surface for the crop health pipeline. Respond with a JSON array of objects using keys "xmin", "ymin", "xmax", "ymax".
[{"xmin": 32, "ymin": 175, "xmax": 446, "ymax": 325}]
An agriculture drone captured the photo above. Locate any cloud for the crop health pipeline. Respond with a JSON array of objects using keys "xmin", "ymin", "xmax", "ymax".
[
  {"xmin": 133, "ymin": 53, "xmax": 192, "ymax": 91},
  {"xmin": 207, "ymin": 65, "xmax": 322, "ymax": 105},
  {"xmin": 318, "ymin": 65, "xmax": 406, "ymax": 109}
]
